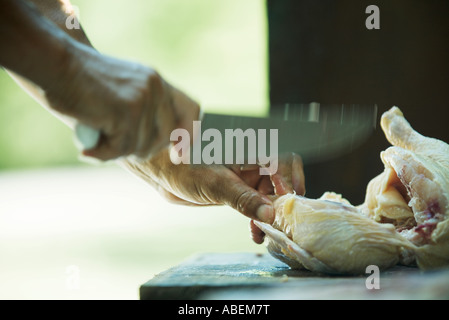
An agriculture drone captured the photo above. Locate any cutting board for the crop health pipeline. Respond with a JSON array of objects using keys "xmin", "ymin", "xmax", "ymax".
[{"xmin": 140, "ymin": 252, "xmax": 449, "ymax": 300}]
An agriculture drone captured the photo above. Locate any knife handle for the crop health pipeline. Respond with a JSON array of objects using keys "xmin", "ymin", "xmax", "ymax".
[{"xmin": 75, "ymin": 123, "xmax": 100, "ymax": 150}]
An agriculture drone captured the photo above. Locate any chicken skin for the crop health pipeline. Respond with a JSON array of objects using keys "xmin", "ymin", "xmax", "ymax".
[{"xmin": 256, "ymin": 107, "xmax": 449, "ymax": 274}]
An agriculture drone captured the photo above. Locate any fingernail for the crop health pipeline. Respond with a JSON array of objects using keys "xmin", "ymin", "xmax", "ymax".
[
  {"xmin": 293, "ymin": 168, "xmax": 301, "ymax": 193},
  {"xmin": 256, "ymin": 204, "xmax": 274, "ymax": 223}
]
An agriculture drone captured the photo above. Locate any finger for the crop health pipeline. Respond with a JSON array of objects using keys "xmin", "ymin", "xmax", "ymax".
[
  {"xmin": 292, "ymin": 154, "xmax": 306, "ymax": 195},
  {"xmin": 82, "ymin": 125, "xmax": 138, "ymax": 161},
  {"xmin": 137, "ymin": 82, "xmax": 176, "ymax": 158},
  {"xmin": 215, "ymin": 177, "xmax": 275, "ymax": 223},
  {"xmin": 270, "ymin": 172, "xmax": 294, "ymax": 196},
  {"xmin": 270, "ymin": 153, "xmax": 305, "ymax": 196},
  {"xmin": 268, "ymin": 153, "xmax": 294, "ymax": 195},
  {"xmin": 250, "ymin": 220, "xmax": 265, "ymax": 244},
  {"xmin": 239, "ymin": 170, "xmax": 264, "ymax": 190},
  {"xmin": 81, "ymin": 135, "xmax": 117, "ymax": 161},
  {"xmin": 82, "ymin": 140, "xmax": 122, "ymax": 161},
  {"xmin": 229, "ymin": 165, "xmax": 274, "ymax": 195},
  {"xmin": 275, "ymin": 153, "xmax": 294, "ymax": 188},
  {"xmin": 257, "ymin": 175, "xmax": 275, "ymax": 195}
]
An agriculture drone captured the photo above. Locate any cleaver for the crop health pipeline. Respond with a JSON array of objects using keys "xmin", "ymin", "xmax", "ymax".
[{"xmin": 75, "ymin": 103, "xmax": 377, "ymax": 164}]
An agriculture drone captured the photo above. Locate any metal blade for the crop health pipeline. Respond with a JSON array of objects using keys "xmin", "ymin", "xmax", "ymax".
[{"xmin": 198, "ymin": 103, "xmax": 377, "ymax": 165}]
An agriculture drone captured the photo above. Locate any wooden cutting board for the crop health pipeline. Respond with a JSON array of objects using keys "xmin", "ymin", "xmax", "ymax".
[{"xmin": 140, "ymin": 252, "xmax": 449, "ymax": 300}]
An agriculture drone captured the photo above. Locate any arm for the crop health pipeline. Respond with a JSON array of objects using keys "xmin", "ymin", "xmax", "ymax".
[
  {"xmin": 3, "ymin": 0, "xmax": 306, "ymax": 240},
  {"xmin": 0, "ymin": 0, "xmax": 74, "ymax": 93},
  {"xmin": 1, "ymin": 0, "xmax": 200, "ymax": 160},
  {"xmin": 2, "ymin": 0, "xmax": 91, "ymax": 128}
]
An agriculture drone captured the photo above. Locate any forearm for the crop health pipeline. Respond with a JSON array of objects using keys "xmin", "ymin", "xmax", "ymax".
[
  {"xmin": 26, "ymin": 0, "xmax": 92, "ymax": 46},
  {"xmin": 4, "ymin": 0, "xmax": 94, "ymax": 128},
  {"xmin": 0, "ymin": 0, "xmax": 78, "ymax": 91},
  {"xmin": 3, "ymin": 0, "xmax": 200, "ymax": 161}
]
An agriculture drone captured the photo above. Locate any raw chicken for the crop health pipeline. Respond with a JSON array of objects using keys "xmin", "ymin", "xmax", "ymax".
[{"xmin": 255, "ymin": 107, "xmax": 449, "ymax": 274}]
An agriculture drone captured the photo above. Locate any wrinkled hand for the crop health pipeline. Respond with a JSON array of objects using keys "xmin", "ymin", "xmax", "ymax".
[
  {"xmin": 44, "ymin": 42, "xmax": 199, "ymax": 161},
  {"xmin": 120, "ymin": 150, "xmax": 305, "ymax": 243},
  {"xmin": 11, "ymin": 0, "xmax": 305, "ymax": 246}
]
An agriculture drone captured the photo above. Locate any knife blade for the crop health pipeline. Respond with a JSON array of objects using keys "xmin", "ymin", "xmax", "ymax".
[
  {"xmin": 75, "ymin": 103, "xmax": 377, "ymax": 164},
  {"xmin": 198, "ymin": 103, "xmax": 377, "ymax": 165}
]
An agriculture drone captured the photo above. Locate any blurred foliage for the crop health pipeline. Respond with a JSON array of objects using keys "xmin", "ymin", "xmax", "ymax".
[
  {"xmin": 0, "ymin": 72, "xmax": 80, "ymax": 169},
  {"xmin": 0, "ymin": 0, "xmax": 267, "ymax": 170}
]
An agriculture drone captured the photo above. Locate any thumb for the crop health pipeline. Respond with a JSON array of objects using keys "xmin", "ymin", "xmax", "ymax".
[{"xmin": 217, "ymin": 179, "xmax": 275, "ymax": 223}]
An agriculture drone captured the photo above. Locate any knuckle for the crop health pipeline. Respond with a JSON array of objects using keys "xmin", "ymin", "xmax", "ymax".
[
  {"xmin": 146, "ymin": 69, "xmax": 164, "ymax": 95},
  {"xmin": 233, "ymin": 189, "xmax": 257, "ymax": 214}
]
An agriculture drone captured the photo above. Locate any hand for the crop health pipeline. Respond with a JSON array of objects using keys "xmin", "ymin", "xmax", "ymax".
[
  {"xmin": 6, "ymin": 0, "xmax": 306, "ymax": 244},
  {"xmin": 120, "ymin": 150, "xmax": 305, "ymax": 239},
  {"xmin": 1, "ymin": 0, "xmax": 199, "ymax": 161},
  {"xmin": 44, "ymin": 42, "xmax": 200, "ymax": 161},
  {"xmin": 249, "ymin": 153, "xmax": 306, "ymax": 244}
]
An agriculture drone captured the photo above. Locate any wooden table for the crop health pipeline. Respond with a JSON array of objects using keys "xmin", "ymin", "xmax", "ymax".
[{"xmin": 140, "ymin": 252, "xmax": 449, "ymax": 300}]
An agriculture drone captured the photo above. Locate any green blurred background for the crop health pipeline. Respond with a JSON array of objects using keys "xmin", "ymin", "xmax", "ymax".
[
  {"xmin": 0, "ymin": 0, "xmax": 268, "ymax": 170},
  {"xmin": 0, "ymin": 0, "xmax": 268, "ymax": 299}
]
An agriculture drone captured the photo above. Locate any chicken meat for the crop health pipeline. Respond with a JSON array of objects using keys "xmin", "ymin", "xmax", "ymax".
[{"xmin": 255, "ymin": 107, "xmax": 449, "ymax": 274}]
